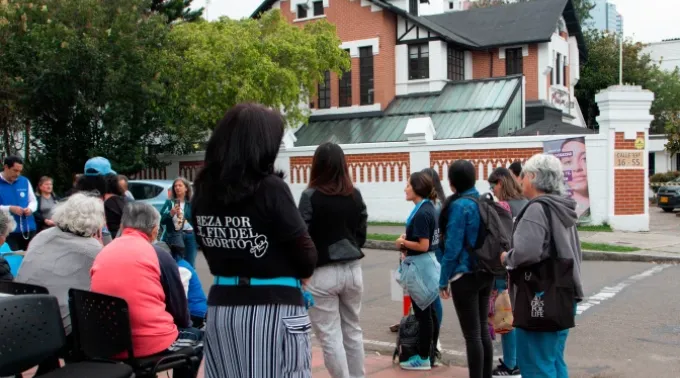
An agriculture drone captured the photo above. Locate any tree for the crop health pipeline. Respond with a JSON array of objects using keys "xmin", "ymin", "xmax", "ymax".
[
  {"xmin": 575, "ymin": 31, "xmax": 680, "ymax": 134},
  {"xmin": 0, "ymin": 0, "xmax": 172, "ymax": 189},
  {"xmin": 161, "ymin": 10, "xmax": 351, "ymax": 153},
  {"xmin": 151, "ymin": 0, "xmax": 203, "ymax": 23}
]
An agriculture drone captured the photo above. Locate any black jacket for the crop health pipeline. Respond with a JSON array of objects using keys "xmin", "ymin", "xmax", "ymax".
[
  {"xmin": 299, "ymin": 187, "xmax": 368, "ymax": 268},
  {"xmin": 0, "ymin": 255, "xmax": 13, "ymax": 281}
]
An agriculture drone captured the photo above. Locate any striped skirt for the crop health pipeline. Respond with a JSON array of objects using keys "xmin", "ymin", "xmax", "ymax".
[{"xmin": 204, "ymin": 304, "xmax": 312, "ymax": 378}]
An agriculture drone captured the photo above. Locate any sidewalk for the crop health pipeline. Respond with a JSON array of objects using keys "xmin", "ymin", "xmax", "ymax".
[
  {"xmin": 368, "ymin": 225, "xmax": 680, "ymax": 256},
  {"xmin": 22, "ymin": 347, "xmax": 468, "ymax": 377}
]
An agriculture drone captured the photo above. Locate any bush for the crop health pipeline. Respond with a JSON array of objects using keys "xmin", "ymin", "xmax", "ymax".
[{"xmin": 650, "ymin": 171, "xmax": 680, "ymax": 183}]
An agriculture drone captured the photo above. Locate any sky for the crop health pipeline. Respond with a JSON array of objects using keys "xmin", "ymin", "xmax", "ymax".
[{"xmin": 191, "ymin": 0, "xmax": 679, "ymax": 43}]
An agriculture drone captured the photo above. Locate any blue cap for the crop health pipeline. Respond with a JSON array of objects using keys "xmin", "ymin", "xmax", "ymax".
[{"xmin": 84, "ymin": 157, "xmax": 116, "ymax": 176}]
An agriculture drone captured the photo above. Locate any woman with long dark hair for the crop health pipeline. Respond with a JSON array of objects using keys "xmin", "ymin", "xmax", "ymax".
[
  {"xmin": 298, "ymin": 142, "xmax": 367, "ymax": 378},
  {"xmin": 438, "ymin": 160, "xmax": 493, "ymax": 378},
  {"xmin": 420, "ymin": 167, "xmax": 445, "ymax": 364},
  {"xmin": 487, "ymin": 167, "xmax": 527, "ymax": 378},
  {"xmin": 191, "ymin": 103, "xmax": 317, "ymax": 378},
  {"xmin": 395, "ymin": 171, "xmax": 440, "ymax": 371}
]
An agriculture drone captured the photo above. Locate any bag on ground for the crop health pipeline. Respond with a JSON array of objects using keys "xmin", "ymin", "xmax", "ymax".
[
  {"xmin": 464, "ymin": 193, "xmax": 514, "ymax": 276},
  {"xmin": 393, "ymin": 311, "xmax": 420, "ymax": 363}
]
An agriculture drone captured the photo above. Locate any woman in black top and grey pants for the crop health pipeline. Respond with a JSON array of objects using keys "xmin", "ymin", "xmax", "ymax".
[
  {"xmin": 192, "ymin": 103, "xmax": 318, "ymax": 378},
  {"xmin": 299, "ymin": 142, "xmax": 368, "ymax": 378}
]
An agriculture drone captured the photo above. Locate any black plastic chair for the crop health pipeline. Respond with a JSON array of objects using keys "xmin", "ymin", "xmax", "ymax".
[
  {"xmin": 0, "ymin": 280, "xmax": 49, "ymax": 295},
  {"xmin": 68, "ymin": 288, "xmax": 201, "ymax": 377},
  {"xmin": 0, "ymin": 294, "xmax": 134, "ymax": 378}
]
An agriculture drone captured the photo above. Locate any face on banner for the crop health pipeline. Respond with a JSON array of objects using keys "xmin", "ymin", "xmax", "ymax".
[{"xmin": 543, "ymin": 137, "xmax": 591, "ymax": 221}]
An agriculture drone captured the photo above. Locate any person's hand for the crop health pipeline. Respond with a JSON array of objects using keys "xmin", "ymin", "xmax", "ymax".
[
  {"xmin": 23, "ymin": 207, "xmax": 32, "ymax": 216},
  {"xmin": 400, "ymin": 233, "xmax": 406, "ymax": 240},
  {"xmin": 45, "ymin": 219, "xmax": 55, "ymax": 227},
  {"xmin": 9, "ymin": 206, "xmax": 22, "ymax": 216},
  {"xmin": 395, "ymin": 237, "xmax": 406, "ymax": 249},
  {"xmin": 301, "ymin": 277, "xmax": 311, "ymax": 289},
  {"xmin": 439, "ymin": 286, "xmax": 451, "ymax": 300},
  {"xmin": 170, "ymin": 207, "xmax": 178, "ymax": 216},
  {"xmin": 500, "ymin": 251, "xmax": 508, "ymax": 265}
]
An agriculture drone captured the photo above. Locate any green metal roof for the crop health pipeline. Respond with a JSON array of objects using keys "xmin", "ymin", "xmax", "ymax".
[{"xmin": 294, "ymin": 76, "xmax": 522, "ymax": 146}]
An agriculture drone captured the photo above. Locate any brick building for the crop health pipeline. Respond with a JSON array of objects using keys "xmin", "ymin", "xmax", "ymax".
[{"xmin": 250, "ymin": 0, "xmax": 588, "ymax": 146}]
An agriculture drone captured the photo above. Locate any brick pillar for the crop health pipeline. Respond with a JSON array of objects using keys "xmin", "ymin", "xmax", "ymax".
[{"xmin": 596, "ymin": 85, "xmax": 654, "ymax": 231}]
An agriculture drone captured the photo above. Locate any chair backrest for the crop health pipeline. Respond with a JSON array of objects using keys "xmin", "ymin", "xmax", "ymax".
[
  {"xmin": 0, "ymin": 281, "xmax": 49, "ymax": 295},
  {"xmin": 68, "ymin": 288, "xmax": 135, "ymax": 361},
  {"xmin": 0, "ymin": 294, "xmax": 66, "ymax": 376}
]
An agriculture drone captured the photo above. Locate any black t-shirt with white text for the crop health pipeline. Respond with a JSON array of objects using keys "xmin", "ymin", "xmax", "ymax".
[
  {"xmin": 192, "ymin": 175, "xmax": 317, "ymax": 306},
  {"xmin": 405, "ymin": 201, "xmax": 438, "ymax": 256}
]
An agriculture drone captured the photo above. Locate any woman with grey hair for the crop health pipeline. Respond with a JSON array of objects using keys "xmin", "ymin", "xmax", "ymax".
[
  {"xmin": 160, "ymin": 177, "xmax": 197, "ymax": 267},
  {"xmin": 0, "ymin": 210, "xmax": 17, "ymax": 279},
  {"xmin": 16, "ymin": 193, "xmax": 106, "ymax": 373},
  {"xmin": 500, "ymin": 154, "xmax": 583, "ymax": 378}
]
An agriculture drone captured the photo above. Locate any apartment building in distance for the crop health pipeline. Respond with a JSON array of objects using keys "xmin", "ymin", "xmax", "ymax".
[
  {"xmin": 251, "ymin": 0, "xmax": 588, "ymax": 146},
  {"xmin": 589, "ymin": 0, "xmax": 623, "ymax": 35}
]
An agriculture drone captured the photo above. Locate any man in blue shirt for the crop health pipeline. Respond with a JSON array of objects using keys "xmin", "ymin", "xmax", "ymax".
[{"xmin": 0, "ymin": 156, "xmax": 38, "ymax": 251}]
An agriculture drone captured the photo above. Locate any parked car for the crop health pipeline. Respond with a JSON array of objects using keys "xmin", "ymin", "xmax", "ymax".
[
  {"xmin": 657, "ymin": 178, "xmax": 680, "ymax": 212},
  {"xmin": 128, "ymin": 180, "xmax": 174, "ymax": 212}
]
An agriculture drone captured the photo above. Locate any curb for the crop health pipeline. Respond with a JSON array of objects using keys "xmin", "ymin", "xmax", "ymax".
[
  {"xmin": 364, "ymin": 240, "xmax": 680, "ymax": 264},
  {"xmin": 361, "ymin": 341, "xmax": 469, "ymax": 368}
]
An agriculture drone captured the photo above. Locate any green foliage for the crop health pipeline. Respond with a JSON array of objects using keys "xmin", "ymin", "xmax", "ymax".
[
  {"xmin": 573, "ymin": 0, "xmax": 594, "ymax": 23},
  {"xmin": 151, "ymin": 0, "xmax": 203, "ymax": 23},
  {"xmin": 575, "ymin": 31, "xmax": 680, "ymax": 135},
  {"xmin": 0, "ymin": 0, "xmax": 171, "ymax": 189},
  {"xmin": 162, "ymin": 10, "xmax": 350, "ymax": 141}
]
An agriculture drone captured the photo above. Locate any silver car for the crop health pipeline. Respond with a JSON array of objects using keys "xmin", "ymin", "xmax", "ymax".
[{"xmin": 128, "ymin": 179, "xmax": 174, "ymax": 212}]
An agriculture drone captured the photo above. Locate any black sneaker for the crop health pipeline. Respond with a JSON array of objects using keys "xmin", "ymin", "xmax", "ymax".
[{"xmin": 492, "ymin": 358, "xmax": 520, "ymax": 377}]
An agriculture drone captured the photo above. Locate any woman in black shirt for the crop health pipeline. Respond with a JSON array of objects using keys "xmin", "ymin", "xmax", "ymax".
[
  {"xmin": 298, "ymin": 142, "xmax": 367, "ymax": 378},
  {"xmin": 191, "ymin": 103, "xmax": 317, "ymax": 378}
]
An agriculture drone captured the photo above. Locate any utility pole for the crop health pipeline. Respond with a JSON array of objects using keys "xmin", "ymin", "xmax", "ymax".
[{"xmin": 619, "ymin": 32, "xmax": 623, "ymax": 85}]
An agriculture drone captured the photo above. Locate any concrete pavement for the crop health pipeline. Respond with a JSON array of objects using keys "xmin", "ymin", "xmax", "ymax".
[{"xmin": 21, "ymin": 347, "xmax": 468, "ymax": 377}]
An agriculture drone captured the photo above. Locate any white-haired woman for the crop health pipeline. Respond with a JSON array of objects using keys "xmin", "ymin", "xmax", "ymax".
[
  {"xmin": 0, "ymin": 209, "xmax": 17, "ymax": 279},
  {"xmin": 500, "ymin": 154, "xmax": 583, "ymax": 378},
  {"xmin": 17, "ymin": 193, "xmax": 105, "ymax": 329}
]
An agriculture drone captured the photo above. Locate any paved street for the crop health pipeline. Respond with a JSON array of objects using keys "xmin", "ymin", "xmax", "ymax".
[{"xmin": 194, "ymin": 246, "xmax": 680, "ymax": 378}]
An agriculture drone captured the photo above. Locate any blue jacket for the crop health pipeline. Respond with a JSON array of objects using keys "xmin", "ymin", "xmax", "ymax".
[
  {"xmin": 0, "ymin": 176, "xmax": 36, "ymax": 232},
  {"xmin": 436, "ymin": 188, "xmax": 481, "ymax": 288},
  {"xmin": 397, "ymin": 252, "xmax": 441, "ymax": 309},
  {"xmin": 177, "ymin": 258, "xmax": 207, "ymax": 318}
]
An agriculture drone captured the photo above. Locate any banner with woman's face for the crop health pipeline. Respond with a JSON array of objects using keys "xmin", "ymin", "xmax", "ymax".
[{"xmin": 543, "ymin": 137, "xmax": 591, "ymax": 222}]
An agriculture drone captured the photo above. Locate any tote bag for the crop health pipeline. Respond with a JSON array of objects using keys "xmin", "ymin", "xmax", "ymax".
[{"xmin": 510, "ymin": 202, "xmax": 576, "ymax": 332}]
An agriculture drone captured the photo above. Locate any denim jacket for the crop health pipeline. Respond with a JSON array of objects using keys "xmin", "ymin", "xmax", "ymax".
[
  {"xmin": 397, "ymin": 252, "xmax": 441, "ymax": 309},
  {"xmin": 436, "ymin": 188, "xmax": 480, "ymax": 288}
]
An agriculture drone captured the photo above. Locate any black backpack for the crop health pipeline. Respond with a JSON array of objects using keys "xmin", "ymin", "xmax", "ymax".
[
  {"xmin": 392, "ymin": 312, "xmax": 419, "ymax": 363},
  {"xmin": 441, "ymin": 193, "xmax": 513, "ymax": 276}
]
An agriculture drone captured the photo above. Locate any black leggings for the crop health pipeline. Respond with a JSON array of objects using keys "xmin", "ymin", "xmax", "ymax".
[
  {"xmin": 412, "ymin": 302, "xmax": 439, "ymax": 361},
  {"xmin": 450, "ymin": 273, "xmax": 494, "ymax": 378}
]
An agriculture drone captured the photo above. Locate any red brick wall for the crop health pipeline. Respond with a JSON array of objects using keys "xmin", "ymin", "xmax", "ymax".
[
  {"xmin": 613, "ymin": 132, "xmax": 646, "ymax": 215},
  {"xmin": 279, "ymin": 1, "xmax": 397, "ymax": 110},
  {"xmin": 430, "ymin": 148, "xmax": 543, "ymax": 180},
  {"xmin": 290, "ymin": 152, "xmax": 410, "ymax": 184},
  {"xmin": 471, "ymin": 45, "xmax": 539, "ymax": 100}
]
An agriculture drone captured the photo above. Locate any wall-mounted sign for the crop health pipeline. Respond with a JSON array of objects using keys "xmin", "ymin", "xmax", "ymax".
[
  {"xmin": 634, "ymin": 137, "xmax": 645, "ymax": 150},
  {"xmin": 614, "ymin": 150, "xmax": 644, "ymax": 168}
]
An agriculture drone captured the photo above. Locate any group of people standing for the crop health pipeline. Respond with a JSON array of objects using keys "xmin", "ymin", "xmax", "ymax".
[
  {"xmin": 0, "ymin": 101, "xmax": 583, "ymax": 378},
  {"xmin": 395, "ymin": 153, "xmax": 582, "ymax": 378}
]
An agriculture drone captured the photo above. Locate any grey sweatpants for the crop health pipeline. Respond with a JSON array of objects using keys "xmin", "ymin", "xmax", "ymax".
[{"xmin": 307, "ymin": 260, "xmax": 365, "ymax": 378}]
